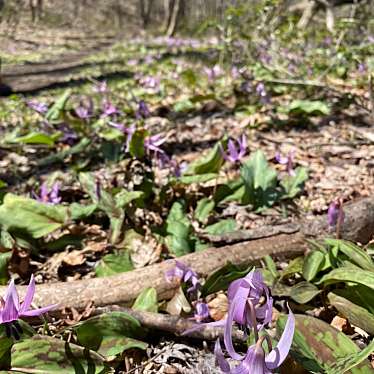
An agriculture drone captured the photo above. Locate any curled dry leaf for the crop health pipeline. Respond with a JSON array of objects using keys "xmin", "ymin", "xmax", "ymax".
[
  {"xmin": 207, "ymin": 293, "xmax": 228, "ymax": 321},
  {"xmin": 62, "ymin": 250, "xmax": 86, "ymax": 267}
]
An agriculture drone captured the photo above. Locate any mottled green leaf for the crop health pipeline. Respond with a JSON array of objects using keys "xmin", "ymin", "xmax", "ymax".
[
  {"xmin": 12, "ymin": 132, "xmax": 56, "ymax": 146},
  {"xmin": 317, "ymin": 267, "xmax": 374, "ymax": 290},
  {"xmin": 328, "ymin": 292, "xmax": 374, "ymax": 335},
  {"xmin": 115, "ymin": 190, "xmax": 144, "ymax": 208},
  {"xmin": 290, "ymin": 281, "xmax": 321, "ymax": 304},
  {"xmin": 326, "ymin": 338, "xmax": 374, "ymax": 374},
  {"xmin": 129, "ymin": 129, "xmax": 147, "ymax": 159},
  {"xmin": 75, "ymin": 312, "xmax": 146, "ymax": 358},
  {"xmin": 280, "ymin": 167, "xmax": 308, "ymax": 199},
  {"xmin": 69, "ymin": 203, "xmax": 97, "ymax": 220},
  {"xmin": 0, "ymin": 252, "xmax": 11, "ymax": 285},
  {"xmin": 195, "ymin": 198, "xmax": 215, "ymax": 223},
  {"xmin": 241, "ymin": 150, "xmax": 278, "ymax": 210},
  {"xmin": 277, "ymin": 314, "xmax": 373, "ymax": 373},
  {"xmin": 132, "ymin": 287, "xmax": 158, "ymax": 313},
  {"xmin": 176, "ymin": 173, "xmax": 218, "ymax": 184},
  {"xmin": 302, "ymin": 250, "xmax": 326, "ymax": 281},
  {"xmin": 95, "ymin": 251, "xmax": 133, "ymax": 277},
  {"xmin": 279, "ymin": 256, "xmax": 304, "ymax": 279},
  {"xmin": 204, "ymin": 219, "xmax": 236, "ymax": 235},
  {"xmin": 0, "ymin": 194, "xmax": 67, "ymax": 238},
  {"xmin": 46, "ymin": 89, "xmax": 71, "ymax": 122},
  {"xmin": 287, "ymin": 99, "xmax": 330, "ymax": 116},
  {"xmin": 185, "ymin": 142, "xmax": 224, "ymax": 175},
  {"xmin": 324, "ymin": 239, "xmax": 374, "ymax": 272},
  {"xmin": 201, "ymin": 263, "xmax": 253, "ymax": 297},
  {"xmin": 11, "ymin": 335, "xmax": 107, "ymax": 374}
]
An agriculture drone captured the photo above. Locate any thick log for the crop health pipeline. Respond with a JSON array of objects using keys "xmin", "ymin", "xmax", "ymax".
[{"xmin": 2, "ymin": 197, "xmax": 374, "ymax": 312}]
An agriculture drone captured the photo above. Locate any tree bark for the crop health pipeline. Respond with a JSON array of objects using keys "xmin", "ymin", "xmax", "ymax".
[
  {"xmin": 2, "ymin": 196, "xmax": 373, "ymax": 313},
  {"xmin": 166, "ymin": 0, "xmax": 181, "ymax": 36}
]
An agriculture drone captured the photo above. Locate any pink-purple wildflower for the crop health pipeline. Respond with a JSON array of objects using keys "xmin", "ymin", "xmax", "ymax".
[
  {"xmin": 327, "ymin": 199, "xmax": 345, "ymax": 227},
  {"xmin": 0, "ymin": 275, "xmax": 57, "ymax": 338},
  {"xmin": 36, "ymin": 182, "xmax": 62, "ymax": 205},
  {"xmin": 275, "ymin": 151, "xmax": 295, "ymax": 176},
  {"xmin": 165, "ymin": 261, "xmax": 200, "ymax": 295},
  {"xmin": 221, "ymin": 135, "xmax": 247, "ymax": 164}
]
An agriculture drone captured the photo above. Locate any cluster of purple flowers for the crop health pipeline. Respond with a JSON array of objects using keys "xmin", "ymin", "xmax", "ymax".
[{"xmin": 327, "ymin": 198, "xmax": 345, "ymax": 227}]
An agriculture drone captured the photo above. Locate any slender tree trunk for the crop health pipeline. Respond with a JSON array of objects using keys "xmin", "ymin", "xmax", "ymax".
[{"xmin": 166, "ymin": 0, "xmax": 181, "ymax": 36}]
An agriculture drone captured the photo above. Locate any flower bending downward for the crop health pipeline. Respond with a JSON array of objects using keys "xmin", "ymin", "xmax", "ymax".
[
  {"xmin": 214, "ymin": 269, "xmax": 295, "ymax": 373},
  {"xmin": 165, "ymin": 261, "xmax": 200, "ymax": 294},
  {"xmin": 0, "ymin": 275, "xmax": 57, "ymax": 338}
]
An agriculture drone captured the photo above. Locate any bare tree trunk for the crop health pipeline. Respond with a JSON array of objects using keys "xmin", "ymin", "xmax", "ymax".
[
  {"xmin": 140, "ymin": 0, "xmax": 154, "ymax": 28},
  {"xmin": 166, "ymin": 0, "xmax": 181, "ymax": 36}
]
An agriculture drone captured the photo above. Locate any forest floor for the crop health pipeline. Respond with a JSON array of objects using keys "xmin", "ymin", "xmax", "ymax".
[{"xmin": 0, "ymin": 29, "xmax": 373, "ymax": 373}]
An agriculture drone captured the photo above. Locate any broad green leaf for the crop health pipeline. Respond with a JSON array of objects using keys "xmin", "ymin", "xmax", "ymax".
[
  {"xmin": 195, "ymin": 198, "xmax": 215, "ymax": 223},
  {"xmin": 287, "ymin": 99, "xmax": 330, "ymax": 116},
  {"xmin": 46, "ymin": 89, "xmax": 71, "ymax": 122},
  {"xmin": 201, "ymin": 263, "xmax": 253, "ymax": 297},
  {"xmin": 333, "ymin": 285, "xmax": 374, "ymax": 315},
  {"xmin": 165, "ymin": 235, "xmax": 192, "ymax": 257},
  {"xmin": 0, "ymin": 194, "xmax": 67, "ymax": 238},
  {"xmin": 0, "ymin": 336, "xmax": 12, "ymax": 370},
  {"xmin": 173, "ymin": 99, "xmax": 194, "ymax": 112},
  {"xmin": 317, "ymin": 267, "xmax": 374, "ymax": 290},
  {"xmin": 0, "ymin": 252, "xmax": 11, "ymax": 285},
  {"xmin": 324, "ymin": 239, "xmax": 374, "ymax": 272},
  {"xmin": 115, "ymin": 190, "xmax": 144, "ymax": 208},
  {"xmin": 326, "ymin": 338, "xmax": 374, "ymax": 374},
  {"xmin": 95, "ymin": 251, "xmax": 133, "ymax": 277},
  {"xmin": 69, "ymin": 203, "xmax": 97, "ymax": 220},
  {"xmin": 280, "ymin": 167, "xmax": 308, "ymax": 198},
  {"xmin": 279, "ymin": 256, "xmax": 304, "ymax": 279},
  {"xmin": 0, "ymin": 229, "xmax": 14, "ymax": 250},
  {"xmin": 241, "ymin": 150, "xmax": 278, "ymax": 210},
  {"xmin": 176, "ymin": 173, "xmax": 218, "ymax": 184},
  {"xmin": 277, "ymin": 314, "xmax": 373, "ymax": 373},
  {"xmin": 75, "ymin": 312, "xmax": 147, "ymax": 358},
  {"xmin": 132, "ymin": 287, "xmax": 158, "ymax": 313},
  {"xmin": 263, "ymin": 255, "xmax": 279, "ymax": 279},
  {"xmin": 11, "ymin": 335, "xmax": 107, "ymax": 374},
  {"xmin": 185, "ymin": 142, "xmax": 224, "ymax": 175},
  {"xmin": 302, "ymin": 250, "xmax": 326, "ymax": 281},
  {"xmin": 328, "ymin": 292, "xmax": 374, "ymax": 335},
  {"xmin": 165, "ymin": 201, "xmax": 193, "ymax": 256},
  {"xmin": 129, "ymin": 129, "xmax": 146, "ymax": 159},
  {"xmin": 290, "ymin": 281, "xmax": 321, "ymax": 304},
  {"xmin": 204, "ymin": 219, "xmax": 236, "ymax": 235},
  {"xmin": 12, "ymin": 132, "xmax": 56, "ymax": 146}
]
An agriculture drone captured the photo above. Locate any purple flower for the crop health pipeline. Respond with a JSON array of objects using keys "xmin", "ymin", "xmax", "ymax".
[
  {"xmin": 215, "ymin": 309, "xmax": 295, "ymax": 373},
  {"xmin": 327, "ymin": 199, "xmax": 345, "ymax": 227},
  {"xmin": 256, "ymin": 83, "xmax": 270, "ymax": 104},
  {"xmin": 221, "ymin": 135, "xmax": 247, "ymax": 164},
  {"xmin": 165, "ymin": 261, "xmax": 200, "ymax": 294},
  {"xmin": 36, "ymin": 182, "xmax": 62, "ymax": 205},
  {"xmin": 204, "ymin": 65, "xmax": 223, "ymax": 82},
  {"xmin": 57, "ymin": 123, "xmax": 77, "ymax": 145},
  {"xmin": 275, "ymin": 151, "xmax": 295, "ymax": 176},
  {"xmin": 0, "ymin": 275, "xmax": 57, "ymax": 338},
  {"xmin": 101, "ymin": 100, "xmax": 119, "ymax": 118},
  {"xmin": 75, "ymin": 97, "xmax": 93, "ymax": 119},
  {"xmin": 144, "ymin": 134, "xmax": 166, "ymax": 155},
  {"xmin": 93, "ymin": 81, "xmax": 108, "ymax": 94},
  {"xmin": 27, "ymin": 100, "xmax": 48, "ymax": 114},
  {"xmin": 109, "ymin": 122, "xmax": 136, "ymax": 152},
  {"xmin": 139, "ymin": 76, "xmax": 160, "ymax": 90},
  {"xmin": 135, "ymin": 100, "xmax": 151, "ymax": 119},
  {"xmin": 194, "ymin": 302, "xmax": 210, "ymax": 323}
]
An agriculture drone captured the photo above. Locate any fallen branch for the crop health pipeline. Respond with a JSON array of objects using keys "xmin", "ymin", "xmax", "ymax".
[
  {"xmin": 2, "ymin": 197, "xmax": 374, "ymax": 312},
  {"xmin": 91, "ymin": 305, "xmax": 245, "ymax": 343}
]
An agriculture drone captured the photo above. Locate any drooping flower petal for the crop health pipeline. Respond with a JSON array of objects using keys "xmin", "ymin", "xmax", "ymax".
[
  {"xmin": 232, "ymin": 345, "xmax": 271, "ymax": 374},
  {"xmin": 215, "ymin": 339, "xmax": 231, "ymax": 373},
  {"xmin": 19, "ymin": 274, "xmax": 35, "ymax": 314},
  {"xmin": 265, "ymin": 308, "xmax": 295, "ymax": 370},
  {"xmin": 194, "ymin": 302, "xmax": 210, "ymax": 322}
]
